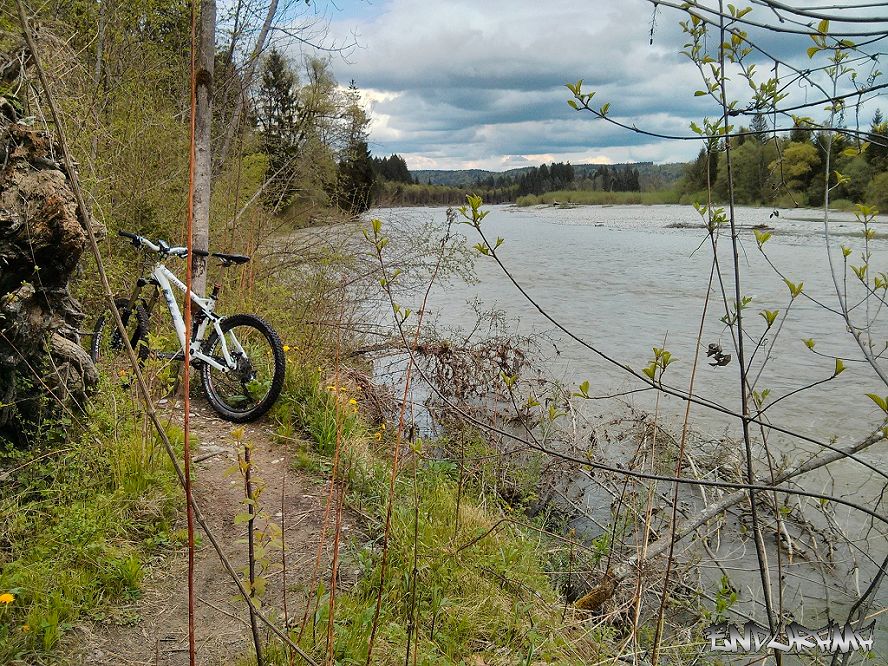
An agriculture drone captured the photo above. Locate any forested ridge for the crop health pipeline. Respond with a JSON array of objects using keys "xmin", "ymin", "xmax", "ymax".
[{"xmin": 680, "ymin": 111, "xmax": 888, "ymax": 209}]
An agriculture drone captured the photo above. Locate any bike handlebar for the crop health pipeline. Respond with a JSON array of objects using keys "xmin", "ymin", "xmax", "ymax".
[
  {"xmin": 116, "ymin": 230, "xmax": 234, "ymax": 263},
  {"xmin": 118, "ymin": 229, "xmax": 161, "ymax": 252}
]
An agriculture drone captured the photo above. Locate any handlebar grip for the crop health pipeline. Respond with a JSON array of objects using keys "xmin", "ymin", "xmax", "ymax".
[{"xmin": 117, "ymin": 230, "xmax": 145, "ymax": 249}]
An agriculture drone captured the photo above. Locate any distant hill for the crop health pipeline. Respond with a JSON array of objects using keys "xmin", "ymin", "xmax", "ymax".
[
  {"xmin": 412, "ymin": 162, "xmax": 687, "ymax": 189},
  {"xmin": 409, "ymin": 169, "xmax": 510, "ymax": 187}
]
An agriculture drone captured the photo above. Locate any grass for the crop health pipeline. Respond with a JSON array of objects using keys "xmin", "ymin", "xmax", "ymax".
[
  {"xmin": 516, "ymin": 189, "xmax": 681, "ymax": 206},
  {"xmin": 0, "ymin": 380, "xmax": 182, "ymax": 662},
  {"xmin": 262, "ymin": 359, "xmax": 604, "ymax": 665}
]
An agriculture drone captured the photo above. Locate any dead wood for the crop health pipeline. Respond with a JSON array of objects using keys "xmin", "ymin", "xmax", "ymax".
[{"xmin": 0, "ymin": 86, "xmax": 103, "ymax": 441}]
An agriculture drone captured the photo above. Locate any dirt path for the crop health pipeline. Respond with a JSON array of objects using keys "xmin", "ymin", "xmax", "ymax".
[{"xmin": 69, "ymin": 401, "xmax": 355, "ymax": 665}]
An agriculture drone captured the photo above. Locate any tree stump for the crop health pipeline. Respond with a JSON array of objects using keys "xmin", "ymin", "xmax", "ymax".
[{"xmin": 0, "ymin": 94, "xmax": 102, "ymax": 444}]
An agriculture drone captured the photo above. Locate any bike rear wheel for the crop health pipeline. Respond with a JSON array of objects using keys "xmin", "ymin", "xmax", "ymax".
[{"xmin": 200, "ymin": 314, "xmax": 285, "ymax": 422}]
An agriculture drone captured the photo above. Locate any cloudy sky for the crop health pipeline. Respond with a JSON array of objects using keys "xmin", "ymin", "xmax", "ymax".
[{"xmin": 290, "ymin": 0, "xmax": 886, "ymax": 171}]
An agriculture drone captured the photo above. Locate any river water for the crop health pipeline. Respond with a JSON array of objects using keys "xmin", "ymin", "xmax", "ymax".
[{"xmin": 368, "ymin": 203, "xmax": 887, "ymax": 656}]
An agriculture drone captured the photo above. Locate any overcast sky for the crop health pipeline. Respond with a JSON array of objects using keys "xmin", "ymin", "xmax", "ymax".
[{"xmin": 296, "ymin": 0, "xmax": 886, "ymax": 171}]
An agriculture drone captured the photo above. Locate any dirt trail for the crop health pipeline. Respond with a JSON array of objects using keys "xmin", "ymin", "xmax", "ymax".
[{"xmin": 69, "ymin": 401, "xmax": 355, "ymax": 666}]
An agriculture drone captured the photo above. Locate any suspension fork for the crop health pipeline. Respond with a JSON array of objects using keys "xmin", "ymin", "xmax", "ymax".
[
  {"xmin": 144, "ymin": 286, "xmax": 159, "ymax": 316},
  {"xmin": 122, "ymin": 277, "xmax": 145, "ymax": 311}
]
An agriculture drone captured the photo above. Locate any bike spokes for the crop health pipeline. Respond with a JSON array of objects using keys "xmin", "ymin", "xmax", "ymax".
[{"xmin": 203, "ymin": 321, "xmax": 279, "ymax": 414}]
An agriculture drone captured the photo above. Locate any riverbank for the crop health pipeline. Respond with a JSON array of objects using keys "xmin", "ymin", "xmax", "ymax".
[
  {"xmin": 514, "ymin": 189, "xmax": 864, "ymax": 210},
  {"xmin": 516, "ymin": 189, "xmax": 682, "ymax": 206}
]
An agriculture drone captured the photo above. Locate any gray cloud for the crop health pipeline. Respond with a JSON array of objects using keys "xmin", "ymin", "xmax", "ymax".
[{"xmin": 311, "ymin": 0, "xmax": 885, "ymax": 170}]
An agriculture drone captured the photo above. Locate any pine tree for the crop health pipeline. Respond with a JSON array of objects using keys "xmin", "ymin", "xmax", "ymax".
[
  {"xmin": 336, "ymin": 81, "xmax": 377, "ymax": 214},
  {"xmin": 257, "ymin": 48, "xmax": 299, "ymax": 207},
  {"xmin": 750, "ymin": 113, "xmax": 769, "ymax": 143}
]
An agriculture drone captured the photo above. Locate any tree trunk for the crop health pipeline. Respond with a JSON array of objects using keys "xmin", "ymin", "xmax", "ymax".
[
  {"xmin": 0, "ymin": 95, "xmax": 103, "ymax": 443},
  {"xmin": 192, "ymin": 0, "xmax": 216, "ymax": 296}
]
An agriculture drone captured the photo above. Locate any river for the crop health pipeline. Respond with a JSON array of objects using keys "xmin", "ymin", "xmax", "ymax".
[{"xmin": 368, "ymin": 203, "xmax": 887, "ymax": 657}]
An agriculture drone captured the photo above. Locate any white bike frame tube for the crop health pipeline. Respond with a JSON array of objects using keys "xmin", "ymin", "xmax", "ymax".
[{"xmin": 151, "ymin": 263, "xmax": 240, "ymax": 373}]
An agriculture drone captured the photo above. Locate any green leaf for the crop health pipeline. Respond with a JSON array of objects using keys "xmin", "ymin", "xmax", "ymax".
[
  {"xmin": 834, "ymin": 358, "xmax": 845, "ymax": 376},
  {"xmin": 807, "ymin": 46, "xmax": 820, "ymax": 59},
  {"xmin": 754, "ymin": 228, "xmax": 772, "ymax": 247},
  {"xmin": 783, "ymin": 278, "xmax": 803, "ymax": 298},
  {"xmin": 865, "ymin": 393, "xmax": 888, "ymax": 413},
  {"xmin": 759, "ymin": 309, "xmax": 779, "ymax": 327},
  {"xmin": 567, "ymin": 99, "xmax": 578, "ymax": 110},
  {"xmin": 579, "ymin": 380, "xmax": 590, "ymax": 396},
  {"xmin": 803, "ymin": 338, "xmax": 816, "ymax": 350},
  {"xmin": 752, "ymin": 388, "xmax": 771, "ymax": 408}
]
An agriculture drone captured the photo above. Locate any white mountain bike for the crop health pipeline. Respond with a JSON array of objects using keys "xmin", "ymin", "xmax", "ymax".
[{"xmin": 90, "ymin": 230, "xmax": 285, "ymax": 423}]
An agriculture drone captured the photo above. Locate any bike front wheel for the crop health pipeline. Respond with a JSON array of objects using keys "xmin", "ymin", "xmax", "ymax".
[{"xmin": 200, "ymin": 314, "xmax": 285, "ymax": 422}]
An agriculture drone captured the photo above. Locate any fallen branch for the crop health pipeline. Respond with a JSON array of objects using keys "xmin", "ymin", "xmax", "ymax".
[{"xmin": 576, "ymin": 425, "xmax": 887, "ymax": 610}]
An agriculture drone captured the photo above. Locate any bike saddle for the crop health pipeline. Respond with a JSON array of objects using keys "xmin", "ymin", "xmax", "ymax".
[{"xmin": 212, "ymin": 252, "xmax": 250, "ymax": 266}]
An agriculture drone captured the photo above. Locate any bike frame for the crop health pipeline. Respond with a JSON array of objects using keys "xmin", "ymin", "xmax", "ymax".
[{"xmin": 149, "ymin": 261, "xmax": 242, "ymax": 374}]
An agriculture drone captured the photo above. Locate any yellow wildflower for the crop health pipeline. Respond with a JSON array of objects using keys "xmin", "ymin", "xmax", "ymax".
[
  {"xmin": 348, "ymin": 398, "xmax": 357, "ymax": 405},
  {"xmin": 22, "ymin": 624, "xmax": 30, "ymax": 633},
  {"xmin": 0, "ymin": 593, "xmax": 14, "ymax": 605},
  {"xmin": 326, "ymin": 385, "xmax": 336, "ymax": 392},
  {"xmin": 374, "ymin": 432, "xmax": 382, "ymax": 441},
  {"xmin": 283, "ymin": 345, "xmax": 290, "ymax": 352},
  {"xmin": 381, "ymin": 422, "xmax": 386, "ymax": 431},
  {"xmin": 117, "ymin": 369, "xmax": 128, "ymax": 378}
]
